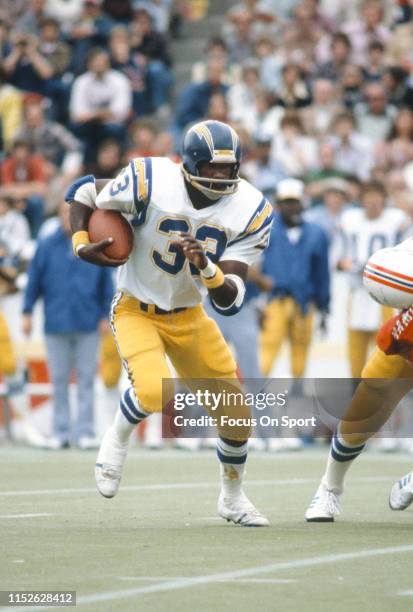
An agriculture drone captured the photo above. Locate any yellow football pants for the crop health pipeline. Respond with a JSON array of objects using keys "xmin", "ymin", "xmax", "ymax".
[
  {"xmin": 340, "ymin": 348, "xmax": 413, "ymax": 446},
  {"xmin": 347, "ymin": 306, "xmax": 394, "ymax": 378},
  {"xmin": 111, "ymin": 293, "xmax": 250, "ymax": 440},
  {"xmin": 99, "ymin": 331, "xmax": 122, "ymax": 388},
  {"xmin": 0, "ymin": 311, "xmax": 16, "ymax": 376},
  {"xmin": 260, "ymin": 297, "xmax": 314, "ymax": 377}
]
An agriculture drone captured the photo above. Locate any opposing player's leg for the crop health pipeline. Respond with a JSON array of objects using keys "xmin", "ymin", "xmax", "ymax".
[
  {"xmin": 306, "ymin": 349, "xmax": 413, "ymax": 521},
  {"xmin": 95, "ymin": 293, "xmax": 174, "ymax": 498},
  {"xmin": 166, "ymin": 305, "xmax": 269, "ymax": 526}
]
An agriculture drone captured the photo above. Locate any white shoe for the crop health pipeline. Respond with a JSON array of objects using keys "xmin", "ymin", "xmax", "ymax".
[
  {"xmin": 95, "ymin": 427, "xmax": 128, "ymax": 498},
  {"xmin": 305, "ymin": 481, "xmax": 341, "ymax": 522},
  {"xmin": 23, "ymin": 422, "xmax": 48, "ymax": 448},
  {"xmin": 389, "ymin": 472, "xmax": 413, "ymax": 511},
  {"xmin": 218, "ymin": 492, "xmax": 269, "ymax": 527}
]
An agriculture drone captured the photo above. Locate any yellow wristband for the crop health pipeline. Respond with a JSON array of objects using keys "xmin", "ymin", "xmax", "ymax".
[
  {"xmin": 72, "ymin": 230, "xmax": 90, "ymax": 256},
  {"xmin": 201, "ymin": 265, "xmax": 225, "ymax": 289}
]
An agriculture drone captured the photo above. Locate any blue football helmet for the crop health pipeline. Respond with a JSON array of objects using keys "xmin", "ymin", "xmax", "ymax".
[{"xmin": 181, "ymin": 120, "xmax": 241, "ymax": 199}]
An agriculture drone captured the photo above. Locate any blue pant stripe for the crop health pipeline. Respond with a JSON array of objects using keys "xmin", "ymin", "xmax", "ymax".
[{"xmin": 217, "ymin": 449, "xmax": 247, "ymax": 465}]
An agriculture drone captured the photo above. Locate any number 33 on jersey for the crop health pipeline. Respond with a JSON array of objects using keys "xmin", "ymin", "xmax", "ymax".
[{"xmin": 94, "ymin": 157, "xmax": 273, "ymax": 311}]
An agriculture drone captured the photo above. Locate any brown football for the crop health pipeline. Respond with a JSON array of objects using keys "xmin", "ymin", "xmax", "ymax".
[{"xmin": 88, "ymin": 209, "xmax": 134, "ymax": 260}]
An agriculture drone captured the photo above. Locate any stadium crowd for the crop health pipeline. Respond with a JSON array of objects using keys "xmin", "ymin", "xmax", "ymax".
[{"xmin": 1, "ymin": 0, "xmax": 413, "ymax": 447}]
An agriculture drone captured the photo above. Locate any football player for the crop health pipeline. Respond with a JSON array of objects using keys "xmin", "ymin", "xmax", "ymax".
[
  {"xmin": 66, "ymin": 120, "xmax": 273, "ymax": 526},
  {"xmin": 305, "ymin": 239, "xmax": 413, "ymax": 521},
  {"xmin": 338, "ymin": 181, "xmax": 408, "ymax": 378}
]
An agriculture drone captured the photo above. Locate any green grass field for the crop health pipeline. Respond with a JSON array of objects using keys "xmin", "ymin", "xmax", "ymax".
[{"xmin": 2, "ymin": 446, "xmax": 413, "ymax": 611}]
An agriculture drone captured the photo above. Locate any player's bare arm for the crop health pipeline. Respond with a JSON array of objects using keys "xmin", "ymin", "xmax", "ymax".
[
  {"xmin": 174, "ymin": 232, "xmax": 247, "ymax": 309},
  {"xmin": 69, "ymin": 179, "xmax": 128, "ymax": 268}
]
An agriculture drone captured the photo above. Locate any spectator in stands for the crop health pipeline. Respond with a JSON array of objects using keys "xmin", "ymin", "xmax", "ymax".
[
  {"xmin": 301, "ymin": 78, "xmax": 342, "ymax": 137},
  {"xmin": 304, "ymin": 140, "xmax": 347, "ymax": 204},
  {"xmin": 382, "ymin": 66, "xmax": 413, "ymax": 108},
  {"xmin": 132, "ymin": 0, "xmax": 171, "ymax": 33},
  {"xmin": 236, "ymin": 89, "xmax": 284, "ymax": 140},
  {"xmin": 254, "ymin": 37, "xmax": 283, "ymax": 93},
  {"xmin": 224, "ymin": 9, "xmax": 256, "ymax": 64},
  {"xmin": 17, "ymin": 97, "xmax": 82, "ymax": 180},
  {"xmin": 109, "ymin": 25, "xmax": 147, "ymax": 116},
  {"xmin": 363, "ymin": 40, "xmax": 385, "ymax": 83},
  {"xmin": 22, "ymin": 201, "xmax": 114, "ymax": 450},
  {"xmin": 207, "ymin": 92, "xmax": 229, "ymax": 123},
  {"xmin": 125, "ymin": 117, "xmax": 157, "ymax": 160},
  {"xmin": 355, "ymin": 82, "xmax": 397, "ymax": 144},
  {"xmin": 191, "ymin": 37, "xmax": 234, "ymax": 84},
  {"xmin": 1, "ymin": 139, "xmax": 47, "ymax": 237},
  {"xmin": 342, "ymin": 0, "xmax": 391, "ymax": 60},
  {"xmin": 259, "ymin": 178, "xmax": 330, "ymax": 379},
  {"xmin": 16, "ymin": 0, "xmax": 47, "ymax": 36},
  {"xmin": 173, "ymin": 58, "xmax": 228, "ymax": 146},
  {"xmin": 68, "ymin": 0, "xmax": 114, "ymax": 73},
  {"xmin": 282, "ymin": 0, "xmax": 325, "ymax": 68},
  {"xmin": 316, "ymin": 32, "xmax": 352, "ymax": 82},
  {"xmin": 3, "ymin": 31, "xmax": 54, "ymax": 96},
  {"xmin": 242, "ymin": 135, "xmax": 287, "ymax": 202},
  {"xmin": 70, "ymin": 48, "xmax": 132, "ymax": 162},
  {"xmin": 340, "ymin": 63, "xmax": 365, "ymax": 109},
  {"xmin": 277, "ymin": 63, "xmax": 312, "ymax": 109},
  {"xmin": 385, "ymin": 5, "xmax": 413, "ymax": 72},
  {"xmin": 305, "ymin": 179, "xmax": 350, "ymax": 268},
  {"xmin": 45, "ymin": 0, "xmax": 83, "ymax": 29},
  {"xmin": 378, "ymin": 108, "xmax": 413, "ymax": 171},
  {"xmin": 329, "ymin": 110, "xmax": 373, "ymax": 180},
  {"xmin": 86, "ymin": 138, "xmax": 122, "ymax": 177},
  {"xmin": 0, "ymin": 66, "xmax": 23, "ymax": 149},
  {"xmin": 37, "ymin": 17, "xmax": 71, "ymax": 120},
  {"xmin": 270, "ymin": 111, "xmax": 317, "ymax": 177},
  {"xmin": 103, "ymin": 0, "xmax": 133, "ymax": 24},
  {"xmin": 129, "ymin": 9, "xmax": 173, "ymax": 113},
  {"xmin": 227, "ymin": 62, "xmax": 260, "ymax": 125},
  {"xmin": 153, "ymin": 130, "xmax": 180, "ymax": 162}
]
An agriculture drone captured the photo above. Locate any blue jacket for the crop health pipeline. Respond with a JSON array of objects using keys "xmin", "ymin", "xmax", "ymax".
[
  {"xmin": 262, "ymin": 214, "xmax": 330, "ymax": 313},
  {"xmin": 23, "ymin": 227, "xmax": 114, "ymax": 334}
]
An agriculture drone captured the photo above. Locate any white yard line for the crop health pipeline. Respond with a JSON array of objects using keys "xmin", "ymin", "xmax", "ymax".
[
  {"xmin": 398, "ymin": 590, "xmax": 413, "ymax": 596},
  {"xmin": 6, "ymin": 544, "xmax": 413, "ymax": 611},
  {"xmin": 0, "ymin": 476, "xmax": 392, "ymax": 498},
  {"xmin": 118, "ymin": 576, "xmax": 296, "ymax": 584},
  {"xmin": 0, "ymin": 513, "xmax": 54, "ymax": 519}
]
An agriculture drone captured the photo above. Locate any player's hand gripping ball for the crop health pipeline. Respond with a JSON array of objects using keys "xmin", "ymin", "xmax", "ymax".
[
  {"xmin": 363, "ymin": 245, "xmax": 413, "ymax": 310},
  {"xmin": 78, "ymin": 209, "xmax": 134, "ymax": 267}
]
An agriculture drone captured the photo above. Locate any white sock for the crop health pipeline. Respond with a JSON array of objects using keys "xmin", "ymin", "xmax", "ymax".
[
  {"xmin": 323, "ymin": 430, "xmax": 366, "ymax": 494},
  {"xmin": 220, "ymin": 462, "xmax": 246, "ymax": 498},
  {"xmin": 217, "ymin": 438, "xmax": 248, "ymax": 499},
  {"xmin": 113, "ymin": 387, "xmax": 150, "ymax": 445}
]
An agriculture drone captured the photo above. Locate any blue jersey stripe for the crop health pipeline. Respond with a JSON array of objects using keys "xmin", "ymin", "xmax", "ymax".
[{"xmin": 65, "ymin": 175, "xmax": 95, "ymax": 202}]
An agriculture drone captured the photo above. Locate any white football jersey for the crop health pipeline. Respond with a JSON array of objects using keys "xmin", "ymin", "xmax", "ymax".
[
  {"xmin": 340, "ymin": 207, "xmax": 408, "ymax": 330},
  {"xmin": 95, "ymin": 157, "xmax": 273, "ymax": 310},
  {"xmin": 341, "ymin": 207, "xmax": 408, "ymax": 273}
]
